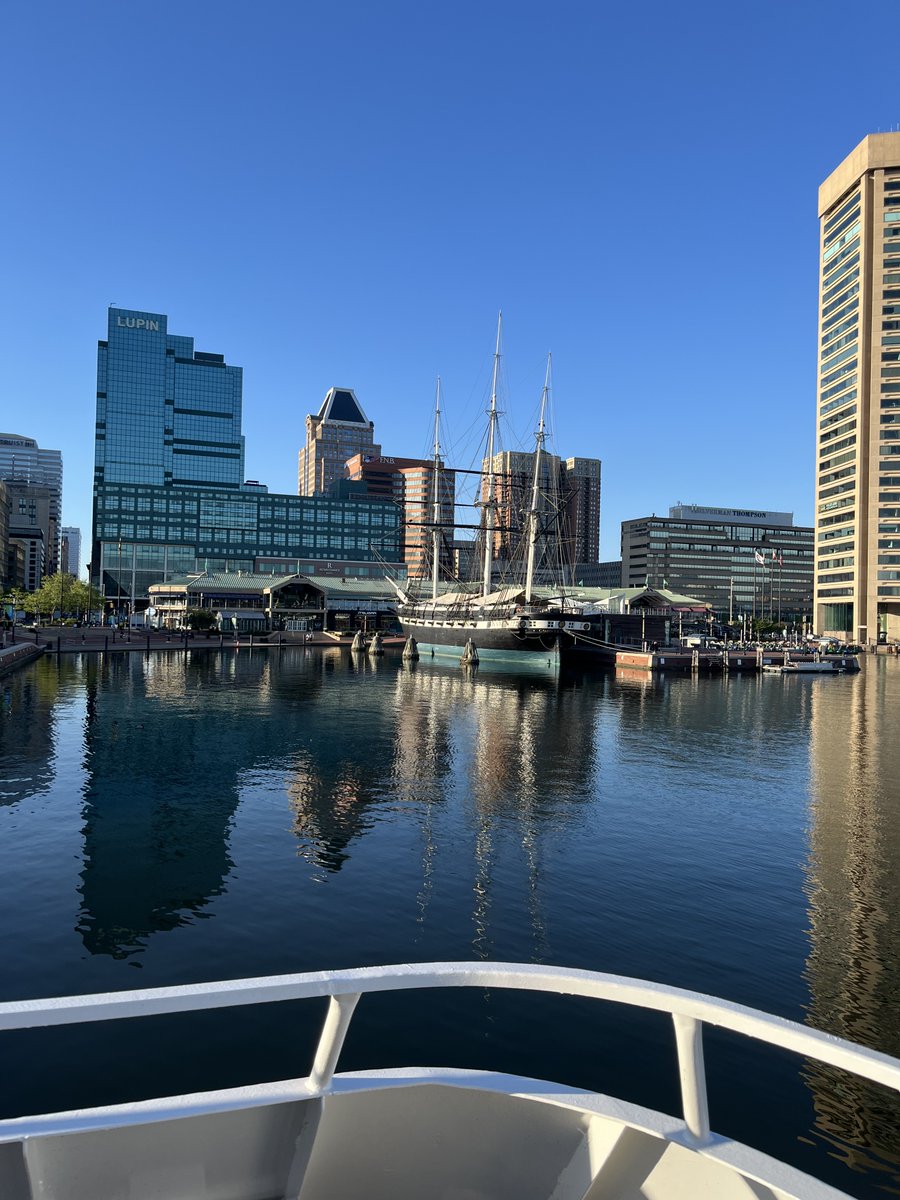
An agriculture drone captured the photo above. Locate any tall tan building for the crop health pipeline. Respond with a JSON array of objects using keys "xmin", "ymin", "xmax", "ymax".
[
  {"xmin": 344, "ymin": 453, "xmax": 456, "ymax": 580},
  {"xmin": 481, "ymin": 450, "xmax": 600, "ymax": 576},
  {"xmin": 816, "ymin": 134, "xmax": 900, "ymax": 643},
  {"xmin": 297, "ymin": 388, "xmax": 380, "ymax": 497}
]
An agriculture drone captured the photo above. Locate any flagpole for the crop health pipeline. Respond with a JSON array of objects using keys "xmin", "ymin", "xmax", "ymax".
[{"xmin": 752, "ymin": 554, "xmax": 756, "ymax": 624}]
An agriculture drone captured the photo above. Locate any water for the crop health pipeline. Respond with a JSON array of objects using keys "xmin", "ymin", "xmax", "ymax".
[{"xmin": 1, "ymin": 647, "xmax": 899, "ymax": 1197}]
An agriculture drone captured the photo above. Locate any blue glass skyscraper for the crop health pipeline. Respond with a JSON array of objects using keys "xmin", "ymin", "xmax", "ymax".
[
  {"xmin": 91, "ymin": 308, "xmax": 402, "ymax": 612},
  {"xmin": 96, "ymin": 308, "xmax": 245, "ymax": 489}
]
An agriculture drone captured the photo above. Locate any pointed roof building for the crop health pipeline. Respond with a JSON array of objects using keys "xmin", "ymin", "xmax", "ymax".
[{"xmin": 298, "ymin": 387, "xmax": 380, "ymax": 496}]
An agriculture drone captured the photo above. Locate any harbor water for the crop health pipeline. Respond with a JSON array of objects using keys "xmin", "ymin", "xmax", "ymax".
[{"xmin": 1, "ymin": 648, "xmax": 899, "ymax": 1197}]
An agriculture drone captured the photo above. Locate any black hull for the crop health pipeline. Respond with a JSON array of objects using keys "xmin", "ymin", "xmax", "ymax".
[{"xmin": 397, "ymin": 611, "xmax": 619, "ymax": 667}]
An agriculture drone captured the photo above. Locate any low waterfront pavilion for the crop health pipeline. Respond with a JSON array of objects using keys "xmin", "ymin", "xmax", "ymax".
[
  {"xmin": 535, "ymin": 584, "xmax": 712, "ymax": 617},
  {"xmin": 146, "ymin": 572, "xmax": 401, "ymax": 632}
]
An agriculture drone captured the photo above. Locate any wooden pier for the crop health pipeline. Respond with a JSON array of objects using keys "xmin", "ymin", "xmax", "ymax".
[{"xmin": 615, "ymin": 648, "xmax": 860, "ymax": 674}]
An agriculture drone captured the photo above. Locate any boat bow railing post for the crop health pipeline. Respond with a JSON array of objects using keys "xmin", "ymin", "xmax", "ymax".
[
  {"xmin": 672, "ymin": 1012, "xmax": 711, "ymax": 1144},
  {"xmin": 308, "ymin": 992, "xmax": 361, "ymax": 1093}
]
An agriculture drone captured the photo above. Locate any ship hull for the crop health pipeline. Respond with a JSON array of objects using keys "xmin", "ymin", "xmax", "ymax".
[{"xmin": 397, "ymin": 610, "xmax": 612, "ymax": 668}]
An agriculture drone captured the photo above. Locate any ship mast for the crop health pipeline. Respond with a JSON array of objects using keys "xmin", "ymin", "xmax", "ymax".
[
  {"xmin": 431, "ymin": 377, "xmax": 443, "ymax": 602},
  {"xmin": 525, "ymin": 354, "xmax": 550, "ymax": 604},
  {"xmin": 482, "ymin": 312, "xmax": 502, "ymax": 599}
]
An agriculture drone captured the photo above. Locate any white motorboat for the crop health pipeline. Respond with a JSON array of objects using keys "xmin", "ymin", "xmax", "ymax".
[
  {"xmin": 1, "ymin": 961, "xmax": 897, "ymax": 1199},
  {"xmin": 781, "ymin": 660, "xmax": 844, "ymax": 674}
]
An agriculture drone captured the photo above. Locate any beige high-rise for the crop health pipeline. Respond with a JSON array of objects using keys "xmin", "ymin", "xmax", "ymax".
[{"xmin": 816, "ymin": 134, "xmax": 900, "ymax": 643}]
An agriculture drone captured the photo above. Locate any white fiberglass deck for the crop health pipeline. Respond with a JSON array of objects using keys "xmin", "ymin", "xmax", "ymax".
[{"xmin": 1, "ymin": 962, "xmax": 898, "ymax": 1200}]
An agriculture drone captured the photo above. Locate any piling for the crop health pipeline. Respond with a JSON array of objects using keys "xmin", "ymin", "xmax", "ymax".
[
  {"xmin": 461, "ymin": 639, "xmax": 479, "ymax": 667},
  {"xmin": 351, "ymin": 630, "xmax": 366, "ymax": 652},
  {"xmin": 402, "ymin": 636, "xmax": 419, "ymax": 661},
  {"xmin": 368, "ymin": 631, "xmax": 384, "ymax": 656}
]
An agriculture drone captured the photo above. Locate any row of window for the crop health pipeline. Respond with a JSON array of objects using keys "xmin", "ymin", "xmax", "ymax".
[
  {"xmin": 823, "ymin": 238, "xmax": 859, "ymax": 283},
  {"xmin": 824, "ymin": 191, "xmax": 860, "ymax": 236}
]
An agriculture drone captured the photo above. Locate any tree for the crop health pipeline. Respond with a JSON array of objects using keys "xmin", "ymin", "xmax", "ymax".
[
  {"xmin": 185, "ymin": 607, "xmax": 216, "ymax": 631},
  {"xmin": 18, "ymin": 573, "xmax": 102, "ymax": 623},
  {"xmin": 1, "ymin": 586, "xmax": 29, "ymax": 621},
  {"xmin": 68, "ymin": 579, "xmax": 104, "ymax": 621}
]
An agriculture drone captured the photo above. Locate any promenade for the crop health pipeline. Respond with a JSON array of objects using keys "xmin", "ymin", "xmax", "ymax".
[{"xmin": 0, "ymin": 626, "xmax": 404, "ymax": 657}]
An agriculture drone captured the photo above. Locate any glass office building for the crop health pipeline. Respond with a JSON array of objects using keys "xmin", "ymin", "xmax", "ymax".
[
  {"xmin": 0, "ymin": 433, "xmax": 63, "ymax": 574},
  {"xmin": 92, "ymin": 309, "xmax": 402, "ymax": 610},
  {"xmin": 621, "ymin": 504, "xmax": 814, "ymax": 625},
  {"xmin": 96, "ymin": 308, "xmax": 245, "ymax": 489}
]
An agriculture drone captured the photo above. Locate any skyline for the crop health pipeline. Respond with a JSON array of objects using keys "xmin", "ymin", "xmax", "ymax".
[{"xmin": 4, "ymin": 1, "xmax": 900, "ymax": 565}]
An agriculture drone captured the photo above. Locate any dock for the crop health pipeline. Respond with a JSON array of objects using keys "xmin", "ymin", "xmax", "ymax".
[{"xmin": 614, "ymin": 648, "xmax": 860, "ymax": 674}]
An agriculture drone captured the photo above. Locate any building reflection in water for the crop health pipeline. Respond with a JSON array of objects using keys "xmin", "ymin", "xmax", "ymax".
[
  {"xmin": 398, "ymin": 663, "xmax": 597, "ymax": 961},
  {"xmin": 804, "ymin": 658, "xmax": 900, "ymax": 1187},
  {"xmin": 286, "ymin": 651, "xmax": 395, "ymax": 875},
  {"xmin": 0, "ymin": 657, "xmax": 74, "ymax": 808},
  {"xmin": 77, "ymin": 650, "xmax": 319, "ymax": 960}
]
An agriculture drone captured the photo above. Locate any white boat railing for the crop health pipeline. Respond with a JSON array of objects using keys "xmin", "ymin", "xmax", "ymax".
[{"xmin": 3, "ymin": 961, "xmax": 900, "ymax": 1147}]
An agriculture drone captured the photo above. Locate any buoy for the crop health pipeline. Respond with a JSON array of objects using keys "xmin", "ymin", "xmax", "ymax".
[
  {"xmin": 402, "ymin": 636, "xmax": 419, "ymax": 660},
  {"xmin": 460, "ymin": 639, "xmax": 479, "ymax": 667},
  {"xmin": 368, "ymin": 631, "xmax": 384, "ymax": 656},
  {"xmin": 351, "ymin": 630, "xmax": 366, "ymax": 652}
]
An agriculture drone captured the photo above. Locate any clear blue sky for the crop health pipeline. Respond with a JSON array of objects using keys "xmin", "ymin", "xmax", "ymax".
[{"xmin": 2, "ymin": 0, "xmax": 898, "ymax": 566}]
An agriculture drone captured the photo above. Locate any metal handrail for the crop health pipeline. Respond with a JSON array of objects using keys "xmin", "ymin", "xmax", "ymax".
[{"xmin": 3, "ymin": 962, "xmax": 900, "ymax": 1146}]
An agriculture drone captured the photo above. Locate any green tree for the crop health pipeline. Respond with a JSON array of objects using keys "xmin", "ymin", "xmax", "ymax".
[
  {"xmin": 24, "ymin": 573, "xmax": 76, "ymax": 622},
  {"xmin": 68, "ymin": 578, "xmax": 103, "ymax": 621},
  {"xmin": 185, "ymin": 607, "xmax": 216, "ymax": 631},
  {"xmin": 18, "ymin": 573, "xmax": 101, "ymax": 623}
]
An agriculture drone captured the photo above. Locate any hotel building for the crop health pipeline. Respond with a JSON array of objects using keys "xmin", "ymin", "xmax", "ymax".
[
  {"xmin": 91, "ymin": 309, "xmax": 402, "ymax": 610},
  {"xmin": 621, "ymin": 504, "xmax": 813, "ymax": 624},
  {"xmin": 816, "ymin": 134, "xmax": 900, "ymax": 643}
]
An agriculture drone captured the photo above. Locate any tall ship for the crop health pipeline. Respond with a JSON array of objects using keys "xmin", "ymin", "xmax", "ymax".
[{"xmin": 390, "ymin": 319, "xmax": 612, "ymax": 668}]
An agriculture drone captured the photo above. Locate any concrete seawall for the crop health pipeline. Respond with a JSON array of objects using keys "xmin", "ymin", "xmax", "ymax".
[{"xmin": 0, "ymin": 643, "xmax": 45, "ymax": 678}]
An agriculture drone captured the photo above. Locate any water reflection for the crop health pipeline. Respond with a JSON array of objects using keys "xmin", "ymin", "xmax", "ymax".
[
  {"xmin": 77, "ymin": 649, "xmax": 327, "ymax": 959},
  {"xmin": 804, "ymin": 656, "xmax": 900, "ymax": 1187},
  {"xmin": 0, "ymin": 660, "xmax": 71, "ymax": 807},
  {"xmin": 5, "ymin": 647, "xmax": 900, "ymax": 1195}
]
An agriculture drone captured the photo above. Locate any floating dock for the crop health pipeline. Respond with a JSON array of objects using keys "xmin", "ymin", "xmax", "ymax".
[{"xmin": 614, "ymin": 648, "xmax": 860, "ymax": 674}]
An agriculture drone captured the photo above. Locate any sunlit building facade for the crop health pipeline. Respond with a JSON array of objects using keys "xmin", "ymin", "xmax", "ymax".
[
  {"xmin": 481, "ymin": 450, "xmax": 600, "ymax": 576},
  {"xmin": 621, "ymin": 504, "xmax": 813, "ymax": 624},
  {"xmin": 344, "ymin": 453, "xmax": 456, "ymax": 580},
  {"xmin": 816, "ymin": 134, "xmax": 900, "ymax": 643},
  {"xmin": 298, "ymin": 388, "xmax": 380, "ymax": 496}
]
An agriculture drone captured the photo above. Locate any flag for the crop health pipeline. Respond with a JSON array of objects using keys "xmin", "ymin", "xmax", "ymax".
[
  {"xmin": 778, "ymin": 552, "xmax": 784, "ymax": 567},
  {"xmin": 754, "ymin": 550, "xmax": 766, "ymax": 565},
  {"xmin": 771, "ymin": 547, "xmax": 777, "ymax": 562}
]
